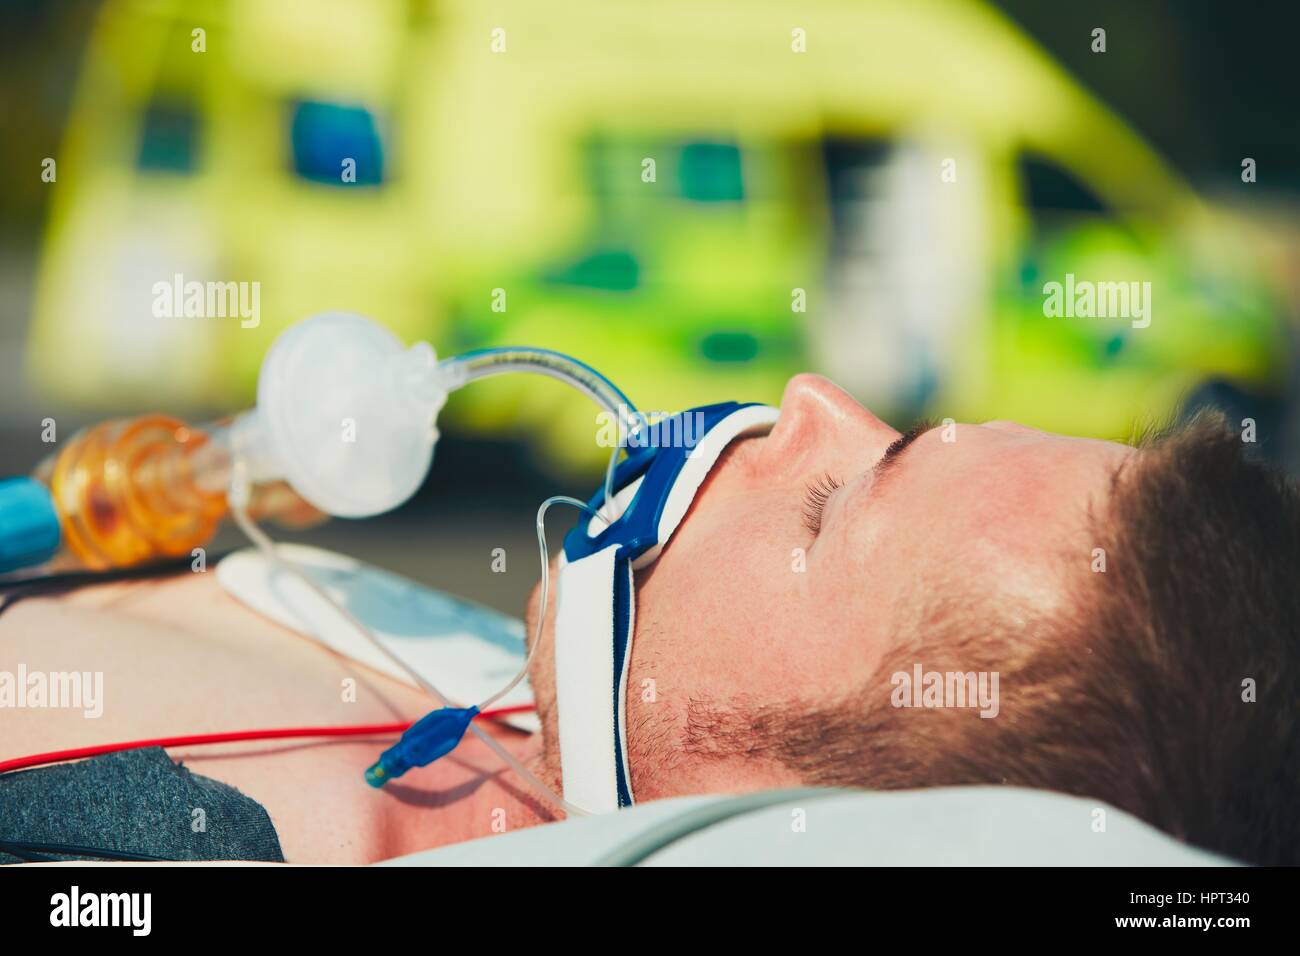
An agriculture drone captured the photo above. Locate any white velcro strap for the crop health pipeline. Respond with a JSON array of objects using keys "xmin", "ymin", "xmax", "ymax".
[{"xmin": 554, "ymin": 544, "xmax": 622, "ymax": 813}]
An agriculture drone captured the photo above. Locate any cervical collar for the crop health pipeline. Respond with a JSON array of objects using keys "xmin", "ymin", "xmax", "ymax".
[{"xmin": 554, "ymin": 402, "xmax": 780, "ymax": 813}]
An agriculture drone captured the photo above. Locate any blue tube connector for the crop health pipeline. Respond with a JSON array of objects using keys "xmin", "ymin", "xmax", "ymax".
[
  {"xmin": 0, "ymin": 477, "xmax": 61, "ymax": 573},
  {"xmin": 364, "ymin": 705, "xmax": 479, "ymax": 787}
]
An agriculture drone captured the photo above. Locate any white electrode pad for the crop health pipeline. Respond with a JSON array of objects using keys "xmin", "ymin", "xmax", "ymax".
[{"xmin": 216, "ymin": 544, "xmax": 538, "ymax": 731}]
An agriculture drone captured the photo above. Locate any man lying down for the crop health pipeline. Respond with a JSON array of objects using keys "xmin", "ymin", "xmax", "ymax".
[{"xmin": 1, "ymin": 375, "xmax": 1297, "ymax": 865}]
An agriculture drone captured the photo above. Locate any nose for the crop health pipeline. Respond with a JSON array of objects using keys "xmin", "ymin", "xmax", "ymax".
[{"xmin": 757, "ymin": 374, "xmax": 901, "ymax": 477}]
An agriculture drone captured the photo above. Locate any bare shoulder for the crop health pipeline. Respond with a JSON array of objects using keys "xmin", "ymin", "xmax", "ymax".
[
  {"xmin": 1, "ymin": 570, "xmax": 549, "ymax": 862},
  {"xmin": 1, "ymin": 570, "xmax": 431, "ymax": 744},
  {"xmin": 0, "ymin": 570, "xmax": 433, "ymax": 862}
]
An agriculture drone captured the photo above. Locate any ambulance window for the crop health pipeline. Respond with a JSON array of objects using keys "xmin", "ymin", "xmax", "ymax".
[
  {"xmin": 1019, "ymin": 155, "xmax": 1107, "ymax": 214},
  {"xmin": 137, "ymin": 99, "xmax": 199, "ymax": 173},
  {"xmin": 820, "ymin": 136, "xmax": 891, "ymax": 239},
  {"xmin": 290, "ymin": 101, "xmax": 384, "ymax": 186},
  {"xmin": 543, "ymin": 248, "xmax": 640, "ymax": 291},
  {"xmin": 678, "ymin": 141, "xmax": 744, "ymax": 202}
]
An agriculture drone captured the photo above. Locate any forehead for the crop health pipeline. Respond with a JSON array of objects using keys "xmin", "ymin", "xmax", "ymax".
[
  {"xmin": 910, "ymin": 423, "xmax": 1130, "ymax": 483},
  {"xmin": 867, "ymin": 426, "xmax": 1133, "ymax": 545}
]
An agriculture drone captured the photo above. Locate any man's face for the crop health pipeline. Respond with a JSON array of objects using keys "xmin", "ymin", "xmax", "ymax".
[{"xmin": 527, "ymin": 374, "xmax": 1134, "ymax": 800}]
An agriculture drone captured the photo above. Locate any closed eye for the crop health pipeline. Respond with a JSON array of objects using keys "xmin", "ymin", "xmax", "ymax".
[
  {"xmin": 801, "ymin": 473, "xmax": 842, "ymax": 536},
  {"xmin": 801, "ymin": 419, "xmax": 937, "ymax": 537}
]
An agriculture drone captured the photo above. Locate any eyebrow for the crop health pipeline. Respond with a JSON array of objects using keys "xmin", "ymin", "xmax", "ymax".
[{"xmin": 870, "ymin": 420, "xmax": 937, "ymax": 492}]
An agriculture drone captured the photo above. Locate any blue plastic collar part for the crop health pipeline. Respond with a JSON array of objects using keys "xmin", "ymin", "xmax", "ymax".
[
  {"xmin": 0, "ymin": 477, "xmax": 62, "ymax": 574},
  {"xmin": 562, "ymin": 402, "xmax": 763, "ymax": 565}
]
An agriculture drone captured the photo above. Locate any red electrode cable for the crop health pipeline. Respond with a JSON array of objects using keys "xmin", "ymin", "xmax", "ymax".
[{"xmin": 0, "ymin": 703, "xmax": 536, "ymax": 775}]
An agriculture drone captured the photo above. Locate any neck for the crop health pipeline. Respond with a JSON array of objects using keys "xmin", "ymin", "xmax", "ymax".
[{"xmin": 379, "ymin": 728, "xmax": 560, "ymax": 860}]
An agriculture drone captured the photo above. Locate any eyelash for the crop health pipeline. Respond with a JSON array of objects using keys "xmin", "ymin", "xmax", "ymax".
[
  {"xmin": 800, "ymin": 419, "xmax": 936, "ymax": 537},
  {"xmin": 801, "ymin": 473, "xmax": 842, "ymax": 536}
]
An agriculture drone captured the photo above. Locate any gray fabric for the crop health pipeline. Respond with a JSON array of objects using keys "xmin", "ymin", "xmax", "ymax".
[{"xmin": 0, "ymin": 746, "xmax": 283, "ymax": 863}]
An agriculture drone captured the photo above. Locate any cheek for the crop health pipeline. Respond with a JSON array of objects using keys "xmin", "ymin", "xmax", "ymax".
[{"xmin": 629, "ymin": 503, "xmax": 827, "ymax": 708}]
